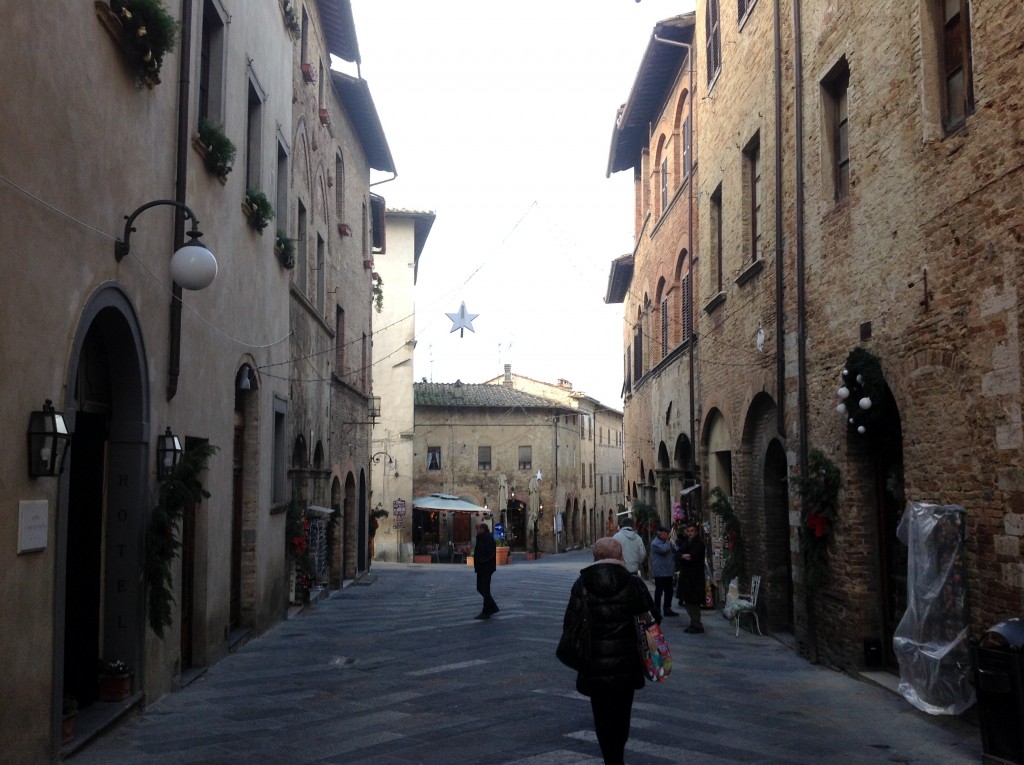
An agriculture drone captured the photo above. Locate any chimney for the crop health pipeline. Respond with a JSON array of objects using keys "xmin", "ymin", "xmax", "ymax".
[
  {"xmin": 503, "ymin": 364, "xmax": 513, "ymax": 387},
  {"xmin": 558, "ymin": 378, "xmax": 573, "ymax": 390}
]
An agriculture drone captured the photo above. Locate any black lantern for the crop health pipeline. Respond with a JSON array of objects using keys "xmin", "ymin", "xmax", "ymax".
[
  {"xmin": 27, "ymin": 400, "xmax": 71, "ymax": 478},
  {"xmin": 157, "ymin": 427, "xmax": 183, "ymax": 479}
]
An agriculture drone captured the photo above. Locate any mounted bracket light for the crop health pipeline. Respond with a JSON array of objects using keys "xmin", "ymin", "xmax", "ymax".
[
  {"xmin": 27, "ymin": 400, "xmax": 71, "ymax": 478},
  {"xmin": 157, "ymin": 426, "xmax": 183, "ymax": 480},
  {"xmin": 115, "ymin": 199, "xmax": 217, "ymax": 290}
]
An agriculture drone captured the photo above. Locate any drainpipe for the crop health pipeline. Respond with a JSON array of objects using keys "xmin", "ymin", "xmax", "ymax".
[
  {"xmin": 793, "ymin": 0, "xmax": 809, "ymax": 483},
  {"xmin": 168, "ymin": 0, "xmax": 194, "ymax": 401},
  {"xmin": 773, "ymin": 0, "xmax": 785, "ymax": 437}
]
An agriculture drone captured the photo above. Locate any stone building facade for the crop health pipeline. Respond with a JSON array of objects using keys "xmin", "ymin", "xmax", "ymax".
[
  {"xmin": 606, "ymin": 14, "xmax": 701, "ymax": 529},
  {"xmin": 483, "ymin": 365, "xmax": 625, "ymax": 547},
  {"xmin": 612, "ymin": 0, "xmax": 1024, "ymax": 673},
  {"xmin": 413, "ymin": 381, "xmax": 579, "ymax": 554},
  {"xmin": 0, "ymin": 1, "xmax": 392, "ymax": 760},
  {"xmin": 370, "ymin": 209, "xmax": 435, "ymax": 563}
]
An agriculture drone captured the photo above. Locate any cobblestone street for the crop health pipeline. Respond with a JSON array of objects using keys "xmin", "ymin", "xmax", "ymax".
[{"xmin": 69, "ymin": 551, "xmax": 981, "ymax": 764}]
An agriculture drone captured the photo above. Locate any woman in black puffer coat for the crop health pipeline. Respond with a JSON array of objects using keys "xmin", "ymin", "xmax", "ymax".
[{"xmin": 562, "ymin": 537, "xmax": 654, "ymax": 765}]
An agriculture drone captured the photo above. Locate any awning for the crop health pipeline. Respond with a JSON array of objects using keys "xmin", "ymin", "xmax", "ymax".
[{"xmin": 411, "ymin": 493, "xmax": 490, "ymax": 513}]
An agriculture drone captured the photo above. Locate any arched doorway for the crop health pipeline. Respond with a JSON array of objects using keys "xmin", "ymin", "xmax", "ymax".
[{"xmin": 58, "ymin": 287, "xmax": 148, "ymax": 728}]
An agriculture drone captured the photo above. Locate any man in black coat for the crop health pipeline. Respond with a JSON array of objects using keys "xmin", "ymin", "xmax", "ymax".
[
  {"xmin": 676, "ymin": 521, "xmax": 707, "ymax": 633},
  {"xmin": 473, "ymin": 522, "xmax": 499, "ymax": 619}
]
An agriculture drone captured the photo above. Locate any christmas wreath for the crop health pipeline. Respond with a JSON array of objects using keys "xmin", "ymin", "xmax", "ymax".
[{"xmin": 791, "ymin": 449, "xmax": 841, "ymax": 590}]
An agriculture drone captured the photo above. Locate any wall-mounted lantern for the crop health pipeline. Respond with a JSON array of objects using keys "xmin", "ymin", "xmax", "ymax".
[
  {"xmin": 157, "ymin": 426, "xmax": 183, "ymax": 479},
  {"xmin": 115, "ymin": 199, "xmax": 218, "ymax": 290},
  {"xmin": 27, "ymin": 400, "xmax": 71, "ymax": 478}
]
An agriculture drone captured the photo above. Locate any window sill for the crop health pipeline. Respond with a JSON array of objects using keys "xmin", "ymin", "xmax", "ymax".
[
  {"xmin": 735, "ymin": 258, "xmax": 764, "ymax": 287},
  {"xmin": 703, "ymin": 292, "xmax": 726, "ymax": 315}
]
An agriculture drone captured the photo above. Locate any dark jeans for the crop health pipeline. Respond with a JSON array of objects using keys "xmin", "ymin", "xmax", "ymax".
[
  {"xmin": 653, "ymin": 576, "xmax": 674, "ymax": 614},
  {"xmin": 590, "ymin": 686, "xmax": 635, "ymax": 765},
  {"xmin": 476, "ymin": 570, "xmax": 498, "ymax": 613}
]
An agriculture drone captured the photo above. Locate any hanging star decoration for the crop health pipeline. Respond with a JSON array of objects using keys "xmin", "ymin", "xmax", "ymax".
[{"xmin": 446, "ymin": 301, "xmax": 479, "ymax": 337}]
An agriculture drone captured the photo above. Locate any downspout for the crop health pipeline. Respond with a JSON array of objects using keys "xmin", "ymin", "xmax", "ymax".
[
  {"xmin": 773, "ymin": 0, "xmax": 785, "ymax": 437},
  {"xmin": 652, "ymin": 34, "xmax": 699, "ymax": 480},
  {"xmin": 793, "ymin": 0, "xmax": 809, "ymax": 483},
  {"xmin": 168, "ymin": 0, "xmax": 195, "ymax": 401},
  {"xmin": 553, "ymin": 413, "xmax": 559, "ymax": 550}
]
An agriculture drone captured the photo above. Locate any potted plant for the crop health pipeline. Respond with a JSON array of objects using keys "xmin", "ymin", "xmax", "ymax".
[
  {"xmin": 286, "ymin": 500, "xmax": 313, "ymax": 603},
  {"xmin": 495, "ymin": 537, "xmax": 510, "ymax": 566},
  {"xmin": 281, "ymin": 0, "xmax": 300, "ymax": 35},
  {"xmin": 195, "ymin": 117, "xmax": 236, "ymax": 181},
  {"xmin": 243, "ymin": 189, "xmax": 274, "ymax": 234},
  {"xmin": 275, "ymin": 229, "xmax": 295, "ymax": 269},
  {"xmin": 61, "ymin": 696, "xmax": 78, "ymax": 744},
  {"xmin": 98, "ymin": 659, "xmax": 132, "ymax": 701},
  {"xmin": 102, "ymin": 0, "xmax": 180, "ymax": 87},
  {"xmin": 371, "ymin": 272, "xmax": 384, "ymax": 313}
]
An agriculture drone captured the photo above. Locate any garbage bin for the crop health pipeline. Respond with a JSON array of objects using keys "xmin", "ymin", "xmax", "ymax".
[{"xmin": 976, "ymin": 617, "xmax": 1024, "ymax": 764}]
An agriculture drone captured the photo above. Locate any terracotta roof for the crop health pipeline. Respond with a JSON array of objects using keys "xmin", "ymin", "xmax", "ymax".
[
  {"xmin": 414, "ymin": 382, "xmax": 571, "ymax": 410},
  {"xmin": 317, "ymin": 0, "xmax": 360, "ymax": 64},
  {"xmin": 330, "ymin": 71, "xmax": 395, "ymax": 173},
  {"xmin": 607, "ymin": 14, "xmax": 695, "ymax": 177}
]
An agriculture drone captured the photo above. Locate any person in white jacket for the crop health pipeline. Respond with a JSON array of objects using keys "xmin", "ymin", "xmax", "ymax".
[{"xmin": 613, "ymin": 517, "xmax": 646, "ymax": 576}]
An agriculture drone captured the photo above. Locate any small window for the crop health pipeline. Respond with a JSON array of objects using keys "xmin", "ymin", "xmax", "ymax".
[
  {"xmin": 822, "ymin": 59, "xmax": 851, "ymax": 202},
  {"xmin": 682, "ymin": 116, "xmax": 692, "ymax": 179},
  {"xmin": 706, "ymin": 0, "xmax": 722, "ymax": 85},
  {"xmin": 478, "ymin": 446, "xmax": 491, "ymax": 471},
  {"xmin": 710, "ymin": 185, "xmax": 724, "ymax": 293},
  {"xmin": 245, "ymin": 78, "xmax": 264, "ymax": 190},
  {"xmin": 660, "ymin": 156, "xmax": 669, "ymax": 213},
  {"xmin": 737, "ymin": 0, "xmax": 757, "ymax": 25},
  {"xmin": 316, "ymin": 234, "xmax": 325, "ymax": 312},
  {"xmin": 939, "ymin": 0, "xmax": 974, "ymax": 132},
  {"xmin": 296, "ymin": 200, "xmax": 307, "ymax": 291},
  {"xmin": 744, "ymin": 133, "xmax": 762, "ymax": 262},
  {"xmin": 518, "ymin": 446, "xmax": 532, "ymax": 470},
  {"xmin": 681, "ymin": 270, "xmax": 693, "ymax": 345},
  {"xmin": 427, "ymin": 447, "xmax": 441, "ymax": 471},
  {"xmin": 198, "ymin": 0, "xmax": 226, "ymax": 125},
  {"xmin": 660, "ymin": 298, "xmax": 669, "ymax": 357}
]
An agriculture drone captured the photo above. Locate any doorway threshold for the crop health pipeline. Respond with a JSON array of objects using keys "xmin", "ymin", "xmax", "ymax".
[{"xmin": 60, "ymin": 692, "xmax": 143, "ymax": 759}]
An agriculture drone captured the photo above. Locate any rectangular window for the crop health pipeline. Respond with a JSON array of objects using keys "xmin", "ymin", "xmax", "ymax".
[
  {"xmin": 682, "ymin": 116, "xmax": 692, "ymax": 179},
  {"xmin": 940, "ymin": 0, "xmax": 974, "ymax": 131},
  {"xmin": 427, "ymin": 446, "xmax": 441, "ymax": 471},
  {"xmin": 660, "ymin": 157, "xmax": 668, "ymax": 213},
  {"xmin": 518, "ymin": 446, "xmax": 532, "ymax": 470},
  {"xmin": 198, "ymin": 0, "xmax": 226, "ymax": 125},
  {"xmin": 660, "ymin": 298, "xmax": 669, "ymax": 357},
  {"xmin": 706, "ymin": 0, "xmax": 722, "ymax": 84},
  {"xmin": 711, "ymin": 185, "xmax": 723, "ymax": 293},
  {"xmin": 276, "ymin": 142, "xmax": 289, "ymax": 235},
  {"xmin": 744, "ymin": 134, "xmax": 762, "ymax": 262},
  {"xmin": 681, "ymin": 271, "xmax": 693, "ymax": 345},
  {"xmin": 245, "ymin": 81, "xmax": 263, "ymax": 190},
  {"xmin": 633, "ymin": 326, "xmax": 643, "ymax": 380},
  {"xmin": 361, "ymin": 332, "xmax": 368, "ymax": 392},
  {"xmin": 316, "ymin": 234, "xmax": 325, "ymax": 312},
  {"xmin": 589, "ymin": 463, "xmax": 594, "ymax": 488},
  {"xmin": 296, "ymin": 200, "xmax": 307, "ymax": 292},
  {"xmin": 737, "ymin": 0, "xmax": 756, "ymax": 24},
  {"xmin": 478, "ymin": 446, "xmax": 491, "ymax": 471},
  {"xmin": 272, "ymin": 398, "xmax": 287, "ymax": 504},
  {"xmin": 335, "ymin": 308, "xmax": 345, "ymax": 378},
  {"xmin": 823, "ymin": 60, "xmax": 851, "ymax": 202}
]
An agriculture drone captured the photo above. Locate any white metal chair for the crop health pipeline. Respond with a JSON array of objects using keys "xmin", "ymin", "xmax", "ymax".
[{"xmin": 731, "ymin": 575, "xmax": 763, "ymax": 637}]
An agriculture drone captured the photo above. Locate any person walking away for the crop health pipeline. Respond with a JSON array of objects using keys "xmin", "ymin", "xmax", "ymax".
[
  {"xmin": 473, "ymin": 522, "xmax": 499, "ymax": 619},
  {"xmin": 676, "ymin": 522, "xmax": 706, "ymax": 633},
  {"xmin": 612, "ymin": 516, "xmax": 646, "ymax": 576},
  {"xmin": 561, "ymin": 537, "xmax": 654, "ymax": 765},
  {"xmin": 649, "ymin": 525, "xmax": 678, "ymax": 620}
]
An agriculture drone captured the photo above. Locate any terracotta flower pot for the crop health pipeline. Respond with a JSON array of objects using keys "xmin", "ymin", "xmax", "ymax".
[{"xmin": 98, "ymin": 672, "xmax": 132, "ymax": 702}]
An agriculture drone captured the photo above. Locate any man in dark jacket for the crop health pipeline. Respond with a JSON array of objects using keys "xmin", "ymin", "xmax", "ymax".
[
  {"xmin": 562, "ymin": 537, "xmax": 654, "ymax": 765},
  {"xmin": 473, "ymin": 522, "xmax": 499, "ymax": 619},
  {"xmin": 676, "ymin": 521, "xmax": 706, "ymax": 633}
]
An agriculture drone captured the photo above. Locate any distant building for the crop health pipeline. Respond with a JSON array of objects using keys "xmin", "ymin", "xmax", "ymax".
[{"xmin": 370, "ymin": 208, "xmax": 435, "ymax": 563}]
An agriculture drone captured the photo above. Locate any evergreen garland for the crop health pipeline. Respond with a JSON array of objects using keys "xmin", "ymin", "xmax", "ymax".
[
  {"xmin": 709, "ymin": 488, "xmax": 743, "ymax": 586},
  {"xmin": 791, "ymin": 448, "xmax": 841, "ymax": 590},
  {"xmin": 145, "ymin": 441, "xmax": 217, "ymax": 637}
]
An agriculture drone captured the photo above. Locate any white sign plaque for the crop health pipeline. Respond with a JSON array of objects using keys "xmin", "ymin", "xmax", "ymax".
[{"xmin": 18, "ymin": 500, "xmax": 49, "ymax": 553}]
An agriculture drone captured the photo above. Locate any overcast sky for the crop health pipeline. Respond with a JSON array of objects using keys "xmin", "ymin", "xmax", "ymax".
[{"xmin": 349, "ymin": 1, "xmax": 696, "ymax": 408}]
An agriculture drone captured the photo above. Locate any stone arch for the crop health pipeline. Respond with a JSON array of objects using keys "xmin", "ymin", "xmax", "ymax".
[
  {"xmin": 57, "ymin": 283, "xmax": 149, "ymax": 734},
  {"xmin": 740, "ymin": 391, "xmax": 790, "ymax": 633}
]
